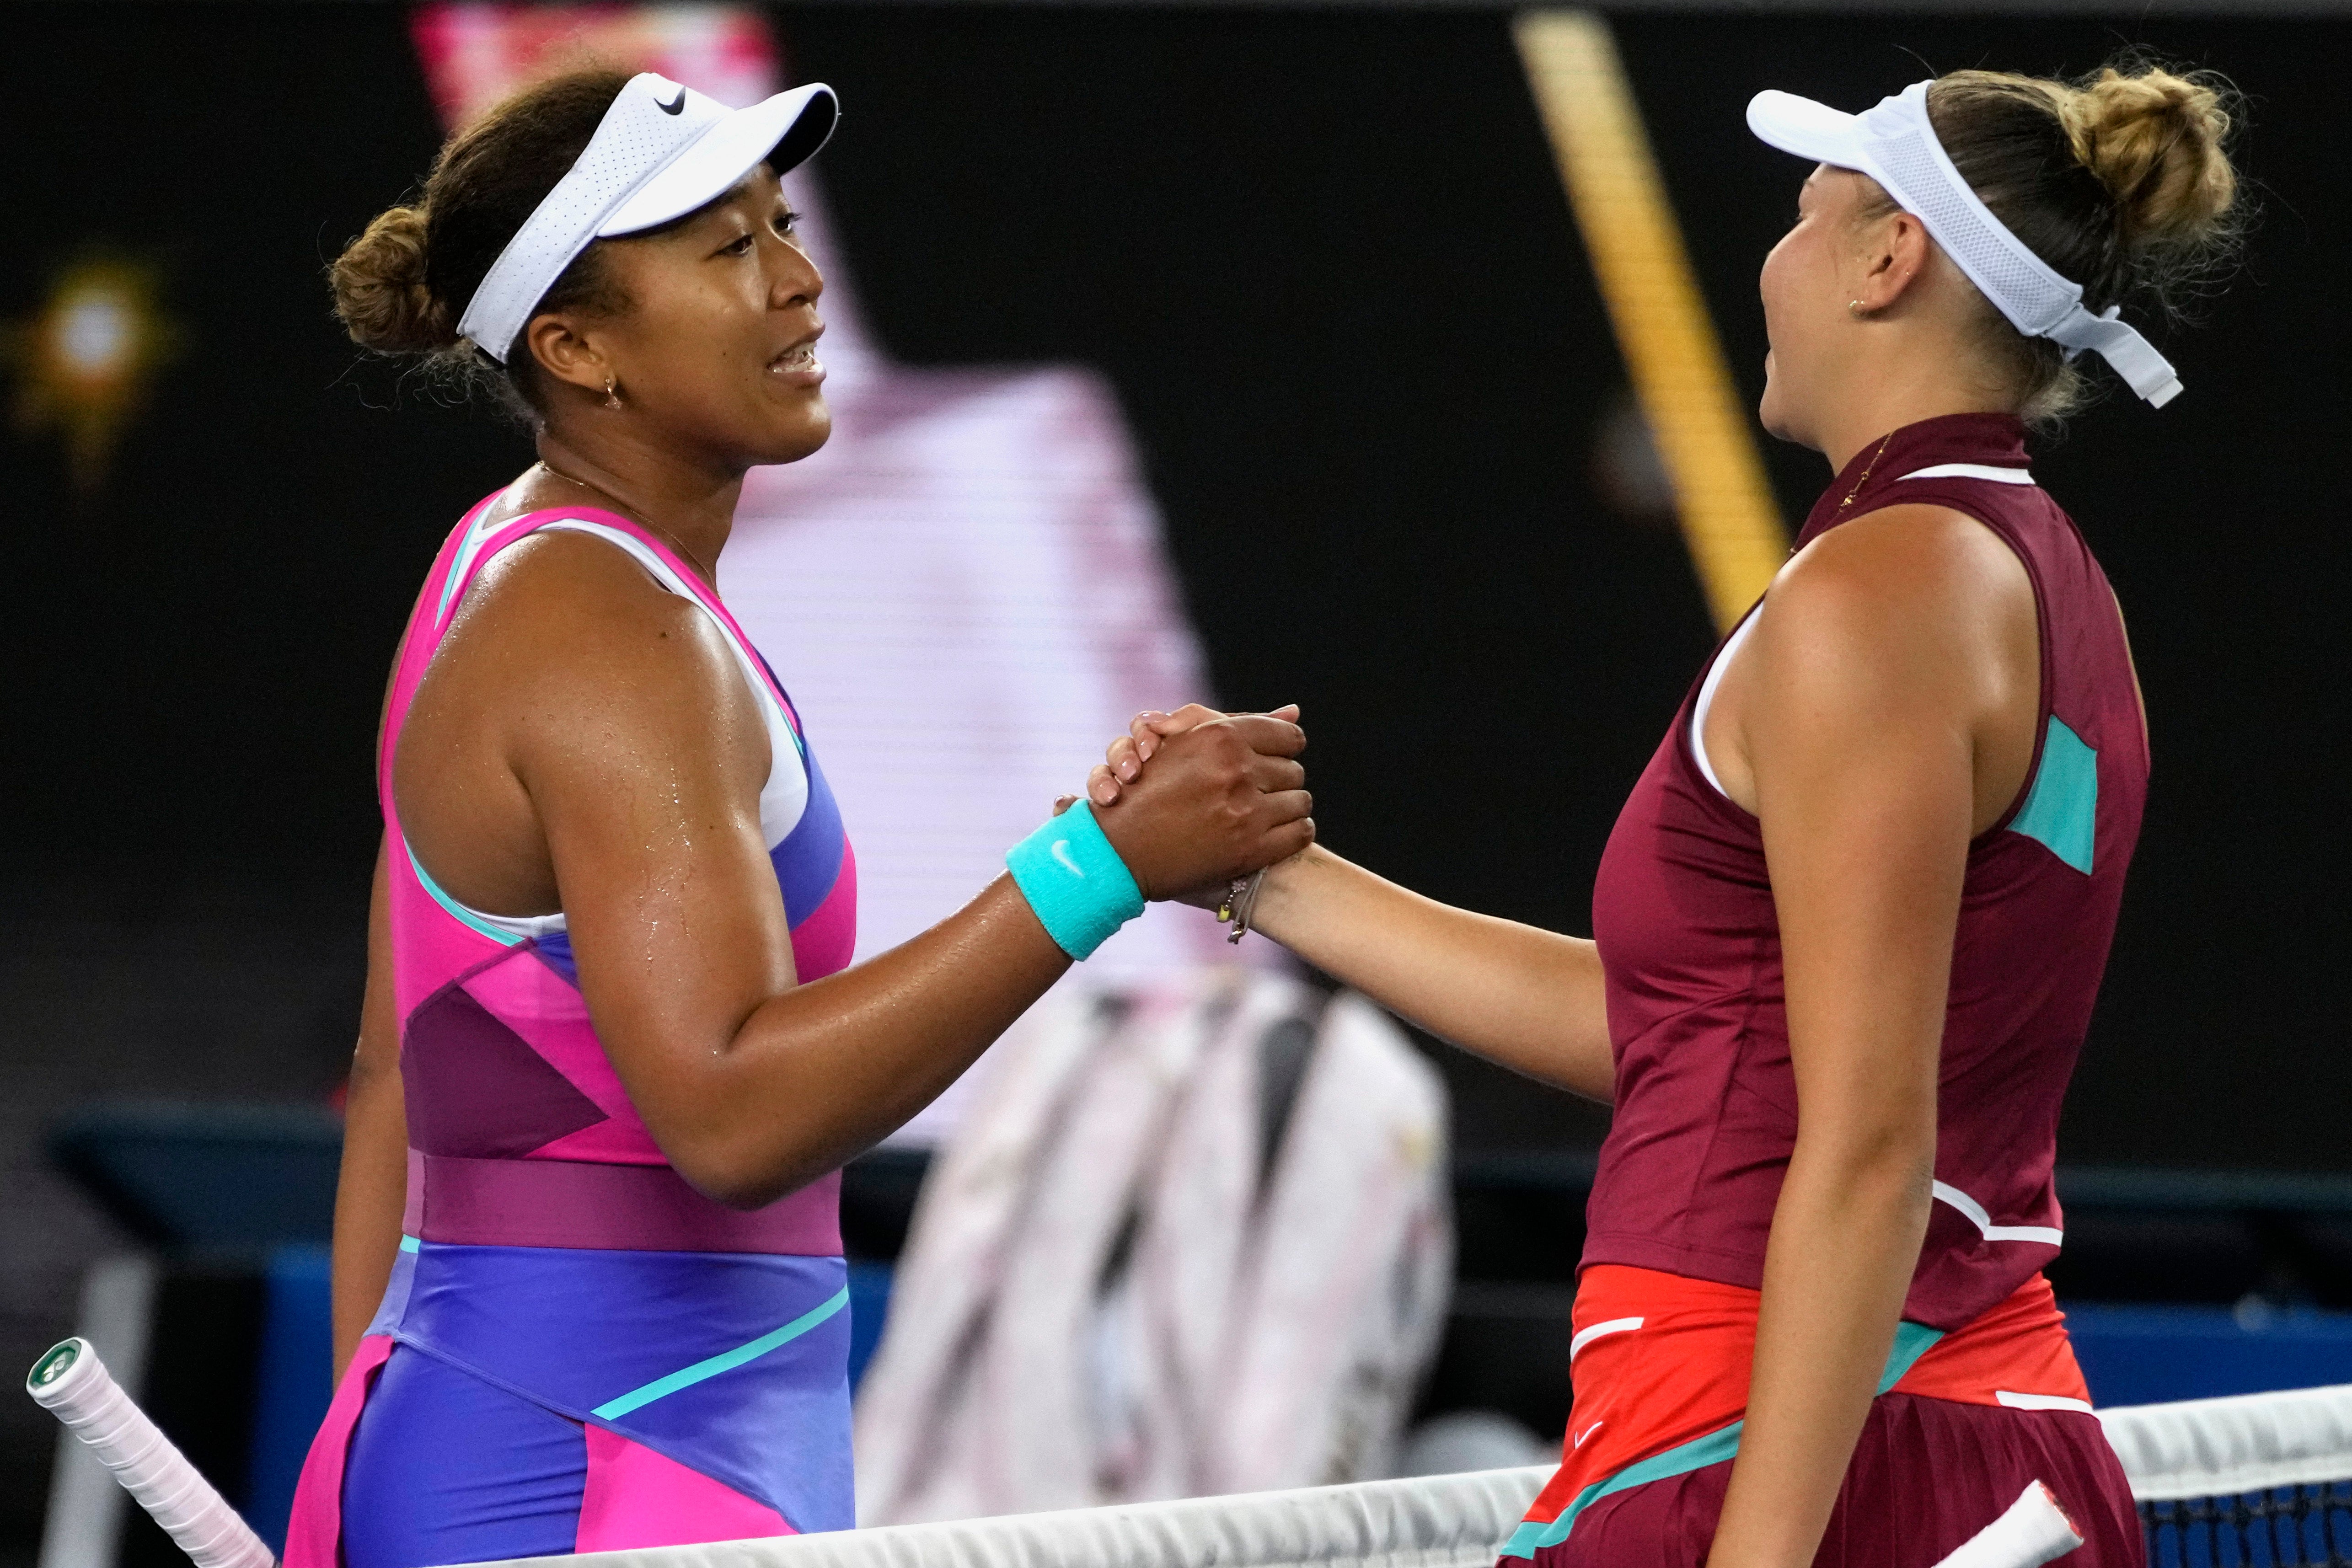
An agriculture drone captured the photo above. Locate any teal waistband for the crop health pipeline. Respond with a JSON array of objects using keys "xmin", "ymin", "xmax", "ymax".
[{"xmin": 1500, "ymin": 1320, "xmax": 1943, "ymax": 1559}]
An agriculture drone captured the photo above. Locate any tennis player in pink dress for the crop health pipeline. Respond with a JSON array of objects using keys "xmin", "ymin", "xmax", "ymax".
[
  {"xmin": 292, "ymin": 69, "xmax": 1313, "ymax": 1567},
  {"xmin": 1096, "ymin": 58, "xmax": 2241, "ymax": 1568}
]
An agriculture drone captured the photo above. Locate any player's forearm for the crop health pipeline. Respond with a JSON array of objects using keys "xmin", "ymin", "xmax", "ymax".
[
  {"xmin": 652, "ymin": 875, "xmax": 1072, "ymax": 1207},
  {"xmin": 1707, "ymin": 1128, "xmax": 1934, "ymax": 1568},
  {"xmin": 331, "ymin": 1052, "xmax": 409, "ymax": 1379},
  {"xmin": 1250, "ymin": 846, "xmax": 1614, "ymax": 1101},
  {"xmin": 332, "ymin": 845, "xmax": 408, "ymax": 1380}
]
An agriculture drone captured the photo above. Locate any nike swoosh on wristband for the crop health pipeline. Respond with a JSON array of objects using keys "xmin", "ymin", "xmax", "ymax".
[{"xmin": 657, "ymin": 88, "xmax": 686, "ymax": 115}]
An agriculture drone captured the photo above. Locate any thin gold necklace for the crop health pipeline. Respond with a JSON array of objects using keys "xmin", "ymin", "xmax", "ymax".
[
  {"xmin": 533, "ymin": 459, "xmax": 717, "ymax": 584},
  {"xmin": 1837, "ymin": 432, "xmax": 1895, "ymax": 510}
]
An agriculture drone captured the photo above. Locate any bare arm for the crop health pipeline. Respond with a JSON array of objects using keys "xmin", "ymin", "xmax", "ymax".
[
  {"xmin": 1247, "ymin": 846, "xmax": 1612, "ymax": 1101},
  {"xmin": 582, "ymin": 865, "xmax": 1074, "ymax": 1204},
  {"xmin": 331, "ymin": 840, "xmax": 406, "ymax": 1380},
  {"xmin": 401, "ymin": 539, "xmax": 1314, "ymax": 1209},
  {"xmin": 1093, "ymin": 706, "xmax": 1613, "ymax": 1102},
  {"xmin": 1704, "ymin": 506, "xmax": 2037, "ymax": 1568}
]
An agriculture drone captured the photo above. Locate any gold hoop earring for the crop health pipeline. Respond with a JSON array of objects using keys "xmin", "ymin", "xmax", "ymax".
[{"xmin": 603, "ymin": 376, "xmax": 622, "ymax": 410}]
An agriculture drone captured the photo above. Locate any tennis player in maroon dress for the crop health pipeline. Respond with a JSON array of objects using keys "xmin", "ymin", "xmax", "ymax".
[{"xmin": 1095, "ymin": 58, "xmax": 2243, "ymax": 1568}]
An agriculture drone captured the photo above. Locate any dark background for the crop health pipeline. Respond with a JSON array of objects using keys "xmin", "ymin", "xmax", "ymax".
[{"xmin": 0, "ymin": 5, "xmax": 2341, "ymax": 1548}]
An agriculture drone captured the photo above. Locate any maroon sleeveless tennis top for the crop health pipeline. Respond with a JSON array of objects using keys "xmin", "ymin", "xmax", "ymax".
[{"xmin": 1583, "ymin": 412, "xmax": 2148, "ymax": 1331}]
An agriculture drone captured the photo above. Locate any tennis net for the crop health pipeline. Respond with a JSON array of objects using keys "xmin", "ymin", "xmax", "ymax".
[
  {"xmin": 2103, "ymin": 1383, "xmax": 2352, "ymax": 1567},
  {"xmin": 487, "ymin": 1383, "xmax": 2352, "ymax": 1568}
]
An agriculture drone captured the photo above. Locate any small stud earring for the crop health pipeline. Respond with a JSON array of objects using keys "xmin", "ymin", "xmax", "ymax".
[
  {"xmin": 1847, "ymin": 300, "xmax": 1867, "ymax": 318},
  {"xmin": 603, "ymin": 376, "xmax": 622, "ymax": 410}
]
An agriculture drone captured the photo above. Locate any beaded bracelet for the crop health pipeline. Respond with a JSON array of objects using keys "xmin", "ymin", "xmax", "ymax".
[{"xmin": 1219, "ymin": 870, "xmax": 1267, "ymax": 944}]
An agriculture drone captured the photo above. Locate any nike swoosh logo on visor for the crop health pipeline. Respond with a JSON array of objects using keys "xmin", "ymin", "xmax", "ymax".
[{"xmin": 656, "ymin": 88, "xmax": 686, "ymax": 115}]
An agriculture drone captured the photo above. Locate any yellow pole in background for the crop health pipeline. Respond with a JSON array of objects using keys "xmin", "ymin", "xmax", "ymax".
[{"xmin": 1514, "ymin": 10, "xmax": 1789, "ymax": 634}]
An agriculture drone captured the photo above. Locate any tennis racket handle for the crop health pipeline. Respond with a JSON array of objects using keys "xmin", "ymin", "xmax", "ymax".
[
  {"xmin": 1933, "ymin": 1481, "xmax": 2084, "ymax": 1568},
  {"xmin": 26, "ymin": 1338, "xmax": 277, "ymax": 1568}
]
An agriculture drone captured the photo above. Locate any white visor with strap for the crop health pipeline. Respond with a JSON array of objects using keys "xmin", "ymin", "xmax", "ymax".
[
  {"xmin": 1747, "ymin": 80, "xmax": 2182, "ymax": 407},
  {"xmin": 457, "ymin": 72, "xmax": 838, "ymax": 365}
]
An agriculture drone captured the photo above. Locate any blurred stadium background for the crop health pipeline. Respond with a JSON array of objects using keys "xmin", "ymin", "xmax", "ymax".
[{"xmin": 1, "ymin": 1, "xmax": 2343, "ymax": 1563}]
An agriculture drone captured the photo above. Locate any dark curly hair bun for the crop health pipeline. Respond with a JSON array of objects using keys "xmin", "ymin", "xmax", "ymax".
[
  {"xmin": 327, "ymin": 70, "xmax": 632, "ymax": 418},
  {"xmin": 330, "ymin": 205, "xmax": 457, "ymax": 355}
]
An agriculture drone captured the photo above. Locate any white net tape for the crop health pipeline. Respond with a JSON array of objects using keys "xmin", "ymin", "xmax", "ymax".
[
  {"xmin": 528, "ymin": 1386, "xmax": 2352, "ymax": 1568},
  {"xmin": 2098, "ymin": 1382, "xmax": 2352, "ymax": 1502},
  {"xmin": 570, "ymin": 1467, "xmax": 1552, "ymax": 1568},
  {"xmin": 26, "ymin": 1327, "xmax": 2352, "ymax": 1568},
  {"xmin": 542, "ymin": 1468, "xmax": 2081, "ymax": 1568}
]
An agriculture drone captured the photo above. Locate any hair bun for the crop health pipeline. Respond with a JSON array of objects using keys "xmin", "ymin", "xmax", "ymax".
[
  {"xmin": 331, "ymin": 205, "xmax": 458, "ymax": 355},
  {"xmin": 2065, "ymin": 66, "xmax": 2238, "ymax": 250}
]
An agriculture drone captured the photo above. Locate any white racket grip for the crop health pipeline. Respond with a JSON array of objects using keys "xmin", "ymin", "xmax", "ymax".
[
  {"xmin": 1933, "ymin": 1481, "xmax": 2085, "ymax": 1568},
  {"xmin": 27, "ymin": 1339, "xmax": 277, "ymax": 1568}
]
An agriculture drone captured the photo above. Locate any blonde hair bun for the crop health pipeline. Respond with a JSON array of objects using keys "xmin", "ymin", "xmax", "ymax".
[
  {"xmin": 1918, "ymin": 55, "xmax": 2246, "ymax": 423},
  {"xmin": 330, "ymin": 205, "xmax": 458, "ymax": 355},
  {"xmin": 2063, "ymin": 66, "xmax": 2239, "ymax": 250}
]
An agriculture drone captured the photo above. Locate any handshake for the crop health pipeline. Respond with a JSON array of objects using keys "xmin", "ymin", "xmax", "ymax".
[{"xmin": 1011, "ymin": 704, "xmax": 1314, "ymax": 957}]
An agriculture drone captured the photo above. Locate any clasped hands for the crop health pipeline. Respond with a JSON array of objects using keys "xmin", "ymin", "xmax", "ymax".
[{"xmin": 1055, "ymin": 704, "xmax": 1313, "ymax": 908}]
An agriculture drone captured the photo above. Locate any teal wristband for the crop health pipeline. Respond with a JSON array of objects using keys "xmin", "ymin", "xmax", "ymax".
[{"xmin": 1005, "ymin": 801, "xmax": 1147, "ymax": 960}]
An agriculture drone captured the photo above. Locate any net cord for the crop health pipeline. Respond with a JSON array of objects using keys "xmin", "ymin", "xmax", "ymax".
[
  {"xmin": 576, "ymin": 1467, "xmax": 1555, "ymax": 1568},
  {"xmin": 27, "ymin": 1327, "xmax": 2352, "ymax": 1568},
  {"xmin": 530, "ymin": 1387, "xmax": 2352, "ymax": 1568},
  {"xmin": 2098, "ymin": 1382, "xmax": 2352, "ymax": 1502}
]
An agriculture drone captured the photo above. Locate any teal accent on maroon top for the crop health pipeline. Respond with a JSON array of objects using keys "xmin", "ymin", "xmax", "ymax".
[{"xmin": 2010, "ymin": 715, "xmax": 2099, "ymax": 874}]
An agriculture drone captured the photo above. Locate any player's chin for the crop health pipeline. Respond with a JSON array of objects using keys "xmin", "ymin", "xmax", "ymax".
[
  {"xmin": 1756, "ymin": 379, "xmax": 1796, "ymax": 446},
  {"xmin": 749, "ymin": 398, "xmax": 832, "ymax": 465}
]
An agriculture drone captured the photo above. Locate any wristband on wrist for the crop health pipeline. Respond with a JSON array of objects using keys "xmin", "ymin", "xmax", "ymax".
[{"xmin": 1005, "ymin": 800, "xmax": 1147, "ymax": 960}]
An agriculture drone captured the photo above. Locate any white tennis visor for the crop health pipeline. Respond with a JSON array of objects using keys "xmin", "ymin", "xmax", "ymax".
[
  {"xmin": 1747, "ymin": 80, "xmax": 2183, "ymax": 407},
  {"xmin": 458, "ymin": 72, "xmax": 839, "ymax": 365}
]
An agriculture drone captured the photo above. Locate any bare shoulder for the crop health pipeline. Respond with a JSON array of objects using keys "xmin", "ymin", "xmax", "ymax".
[
  {"xmin": 427, "ymin": 530, "xmax": 763, "ymax": 789},
  {"xmin": 1780, "ymin": 504, "xmax": 2029, "ymax": 625},
  {"xmin": 461, "ymin": 529, "xmax": 702, "ymax": 644},
  {"xmin": 1763, "ymin": 505, "xmax": 2031, "ymax": 667},
  {"xmin": 1738, "ymin": 503, "xmax": 2036, "ymax": 738},
  {"xmin": 455, "ymin": 531, "xmax": 743, "ymax": 705}
]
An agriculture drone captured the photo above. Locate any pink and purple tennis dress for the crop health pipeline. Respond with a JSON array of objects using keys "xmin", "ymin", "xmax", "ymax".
[{"xmin": 286, "ymin": 499, "xmax": 859, "ymax": 1568}]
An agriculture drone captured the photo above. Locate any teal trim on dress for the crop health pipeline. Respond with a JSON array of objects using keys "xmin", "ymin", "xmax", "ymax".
[
  {"xmin": 1878, "ymin": 1320, "xmax": 1943, "ymax": 1392},
  {"xmin": 2008, "ymin": 716, "xmax": 2098, "ymax": 874},
  {"xmin": 1502, "ymin": 1421, "xmax": 1747, "ymax": 1557},
  {"xmin": 399, "ymin": 1236, "xmax": 422, "ymax": 1254},
  {"xmin": 406, "ymin": 843, "xmax": 526, "ymax": 947},
  {"xmin": 589, "ymin": 1286, "xmax": 850, "ymax": 1421},
  {"xmin": 1499, "ymin": 1321, "xmax": 1949, "ymax": 1558},
  {"xmin": 435, "ymin": 517, "xmax": 496, "ymax": 622}
]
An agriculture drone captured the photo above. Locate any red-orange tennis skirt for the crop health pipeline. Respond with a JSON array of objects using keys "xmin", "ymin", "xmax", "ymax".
[{"xmin": 1501, "ymin": 1265, "xmax": 2144, "ymax": 1568}]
